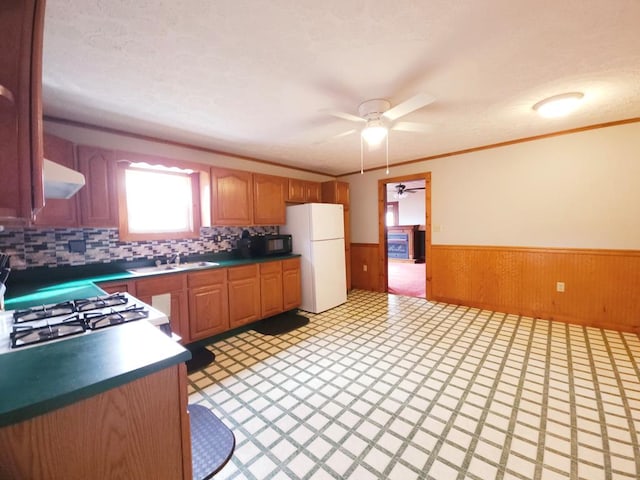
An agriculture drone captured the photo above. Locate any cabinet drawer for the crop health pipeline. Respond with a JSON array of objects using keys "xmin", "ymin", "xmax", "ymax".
[
  {"xmin": 135, "ymin": 273, "xmax": 186, "ymax": 295},
  {"xmin": 282, "ymin": 257, "xmax": 300, "ymax": 271},
  {"xmin": 227, "ymin": 264, "xmax": 258, "ymax": 281},
  {"xmin": 259, "ymin": 261, "xmax": 282, "ymax": 274},
  {"xmin": 187, "ymin": 268, "xmax": 226, "ymax": 288}
]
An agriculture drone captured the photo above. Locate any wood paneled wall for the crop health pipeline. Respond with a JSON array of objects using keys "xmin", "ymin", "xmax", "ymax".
[
  {"xmin": 351, "ymin": 243, "xmax": 640, "ymax": 333},
  {"xmin": 431, "ymin": 245, "xmax": 640, "ymax": 333},
  {"xmin": 351, "ymin": 243, "xmax": 383, "ymax": 292}
]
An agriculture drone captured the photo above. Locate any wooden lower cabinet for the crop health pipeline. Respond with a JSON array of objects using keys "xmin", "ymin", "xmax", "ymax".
[
  {"xmin": 97, "ymin": 279, "xmax": 136, "ymax": 296},
  {"xmin": 260, "ymin": 261, "xmax": 283, "ymax": 318},
  {"xmin": 0, "ymin": 365, "xmax": 191, "ymax": 480},
  {"xmin": 282, "ymin": 257, "xmax": 302, "ymax": 311},
  {"xmin": 228, "ymin": 264, "xmax": 261, "ymax": 328},
  {"xmin": 135, "ymin": 274, "xmax": 189, "ymax": 344},
  {"xmin": 187, "ymin": 269, "xmax": 229, "ymax": 341},
  {"xmin": 124, "ymin": 259, "xmax": 301, "ymax": 343}
]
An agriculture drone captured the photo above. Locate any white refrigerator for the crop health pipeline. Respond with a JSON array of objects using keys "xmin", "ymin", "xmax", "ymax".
[{"xmin": 281, "ymin": 203, "xmax": 347, "ymax": 313}]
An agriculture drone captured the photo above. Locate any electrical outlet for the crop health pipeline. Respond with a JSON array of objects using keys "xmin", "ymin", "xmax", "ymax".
[
  {"xmin": 556, "ymin": 281, "xmax": 565, "ymax": 292},
  {"xmin": 68, "ymin": 239, "xmax": 86, "ymax": 253},
  {"xmin": 363, "ymin": 264, "xmax": 368, "ymax": 272}
]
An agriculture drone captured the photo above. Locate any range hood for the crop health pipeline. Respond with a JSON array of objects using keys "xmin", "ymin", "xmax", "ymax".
[{"xmin": 43, "ymin": 159, "xmax": 86, "ymax": 199}]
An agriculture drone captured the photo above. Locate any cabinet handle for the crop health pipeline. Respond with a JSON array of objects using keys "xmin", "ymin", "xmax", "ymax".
[{"xmin": 0, "ymin": 85, "xmax": 15, "ymax": 104}]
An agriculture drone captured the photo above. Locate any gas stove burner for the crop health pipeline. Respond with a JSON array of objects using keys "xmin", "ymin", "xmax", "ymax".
[
  {"xmin": 75, "ymin": 293, "xmax": 128, "ymax": 312},
  {"xmin": 10, "ymin": 315, "xmax": 86, "ymax": 349},
  {"xmin": 84, "ymin": 305, "xmax": 149, "ymax": 330},
  {"xmin": 13, "ymin": 301, "xmax": 76, "ymax": 323}
]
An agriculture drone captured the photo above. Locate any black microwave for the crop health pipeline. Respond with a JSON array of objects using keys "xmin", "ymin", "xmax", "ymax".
[{"xmin": 250, "ymin": 234, "xmax": 292, "ymax": 257}]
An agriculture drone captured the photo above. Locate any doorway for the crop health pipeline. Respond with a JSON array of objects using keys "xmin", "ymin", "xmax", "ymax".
[{"xmin": 377, "ymin": 173, "xmax": 431, "ymax": 299}]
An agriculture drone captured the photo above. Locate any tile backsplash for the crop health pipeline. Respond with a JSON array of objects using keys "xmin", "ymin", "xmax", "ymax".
[{"xmin": 0, "ymin": 226, "xmax": 277, "ymax": 270}]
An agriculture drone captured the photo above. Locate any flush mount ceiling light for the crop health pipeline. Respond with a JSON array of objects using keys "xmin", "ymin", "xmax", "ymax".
[{"xmin": 533, "ymin": 92, "xmax": 584, "ymax": 118}]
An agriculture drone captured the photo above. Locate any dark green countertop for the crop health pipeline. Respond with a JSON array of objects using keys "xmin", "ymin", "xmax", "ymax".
[
  {"xmin": 0, "ymin": 321, "xmax": 190, "ymax": 428},
  {"xmin": 5, "ymin": 253, "xmax": 301, "ymax": 311},
  {"xmin": 0, "ymin": 254, "xmax": 299, "ymax": 427}
]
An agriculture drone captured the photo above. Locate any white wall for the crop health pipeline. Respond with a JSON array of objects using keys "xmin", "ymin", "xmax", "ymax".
[
  {"xmin": 346, "ymin": 122, "xmax": 640, "ymax": 249},
  {"xmin": 397, "ymin": 192, "xmax": 425, "ymax": 225},
  {"xmin": 44, "ymin": 120, "xmax": 333, "ymax": 182}
]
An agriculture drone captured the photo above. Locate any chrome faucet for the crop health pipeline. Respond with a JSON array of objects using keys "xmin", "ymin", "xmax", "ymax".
[{"xmin": 166, "ymin": 253, "xmax": 181, "ymax": 267}]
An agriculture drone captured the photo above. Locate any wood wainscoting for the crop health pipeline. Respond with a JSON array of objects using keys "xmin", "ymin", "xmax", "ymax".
[
  {"xmin": 351, "ymin": 243, "xmax": 384, "ymax": 292},
  {"xmin": 431, "ymin": 245, "xmax": 640, "ymax": 333}
]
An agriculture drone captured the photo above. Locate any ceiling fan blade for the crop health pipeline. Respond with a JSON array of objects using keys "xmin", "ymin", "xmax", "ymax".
[
  {"xmin": 391, "ymin": 121, "xmax": 433, "ymax": 133},
  {"xmin": 382, "ymin": 93, "xmax": 435, "ymax": 121},
  {"xmin": 314, "ymin": 129, "xmax": 358, "ymax": 144},
  {"xmin": 320, "ymin": 109, "xmax": 366, "ymax": 123},
  {"xmin": 405, "ymin": 187, "xmax": 425, "ymax": 191}
]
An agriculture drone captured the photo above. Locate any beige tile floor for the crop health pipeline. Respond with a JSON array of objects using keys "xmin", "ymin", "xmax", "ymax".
[{"xmin": 188, "ymin": 290, "xmax": 640, "ymax": 479}]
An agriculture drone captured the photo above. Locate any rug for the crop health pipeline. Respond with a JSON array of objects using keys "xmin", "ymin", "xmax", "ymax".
[
  {"xmin": 253, "ymin": 311, "xmax": 309, "ymax": 335},
  {"xmin": 186, "ymin": 347, "xmax": 216, "ymax": 374},
  {"xmin": 387, "ymin": 261, "xmax": 426, "ymax": 297},
  {"xmin": 189, "ymin": 404, "xmax": 235, "ymax": 480}
]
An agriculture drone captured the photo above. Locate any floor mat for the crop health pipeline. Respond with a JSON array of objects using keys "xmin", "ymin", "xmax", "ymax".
[
  {"xmin": 252, "ymin": 311, "xmax": 309, "ymax": 335},
  {"xmin": 189, "ymin": 404, "xmax": 235, "ymax": 480},
  {"xmin": 186, "ymin": 347, "xmax": 216, "ymax": 374}
]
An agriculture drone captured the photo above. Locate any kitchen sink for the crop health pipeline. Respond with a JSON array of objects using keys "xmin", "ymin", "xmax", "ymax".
[
  {"xmin": 127, "ymin": 261, "xmax": 220, "ymax": 275},
  {"xmin": 177, "ymin": 261, "xmax": 220, "ymax": 269}
]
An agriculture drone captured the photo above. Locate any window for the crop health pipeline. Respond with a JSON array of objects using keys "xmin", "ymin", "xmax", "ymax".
[
  {"xmin": 386, "ymin": 202, "xmax": 399, "ymax": 226},
  {"xmin": 117, "ymin": 162, "xmax": 201, "ymax": 241}
]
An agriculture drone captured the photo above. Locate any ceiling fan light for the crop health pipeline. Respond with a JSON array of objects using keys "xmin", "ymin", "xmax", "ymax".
[
  {"xmin": 533, "ymin": 92, "xmax": 584, "ymax": 118},
  {"xmin": 361, "ymin": 124, "xmax": 388, "ymax": 146},
  {"xmin": 394, "ymin": 191, "xmax": 407, "ymax": 199}
]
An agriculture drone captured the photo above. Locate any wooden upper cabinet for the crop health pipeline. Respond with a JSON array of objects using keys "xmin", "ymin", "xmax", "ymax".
[
  {"xmin": 306, "ymin": 182, "xmax": 322, "ymax": 203},
  {"xmin": 211, "ymin": 167, "xmax": 253, "ymax": 226},
  {"xmin": 321, "ymin": 180, "xmax": 350, "ymax": 206},
  {"xmin": 287, "ymin": 179, "xmax": 321, "ymax": 203},
  {"xmin": 34, "ymin": 133, "xmax": 78, "ymax": 227},
  {"xmin": 253, "ymin": 174, "xmax": 287, "ymax": 225},
  {"xmin": 77, "ymin": 145, "xmax": 118, "ymax": 227},
  {"xmin": 287, "ymin": 179, "xmax": 306, "ymax": 203},
  {"xmin": 0, "ymin": 0, "xmax": 45, "ymax": 221}
]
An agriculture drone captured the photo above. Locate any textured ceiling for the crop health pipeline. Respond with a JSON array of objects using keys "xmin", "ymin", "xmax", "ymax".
[{"xmin": 42, "ymin": 0, "xmax": 640, "ymax": 175}]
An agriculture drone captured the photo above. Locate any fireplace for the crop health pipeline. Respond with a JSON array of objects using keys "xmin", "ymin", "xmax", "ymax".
[{"xmin": 386, "ymin": 225, "xmax": 424, "ymax": 263}]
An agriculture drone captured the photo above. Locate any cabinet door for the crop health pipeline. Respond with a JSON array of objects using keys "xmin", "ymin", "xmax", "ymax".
[
  {"xmin": 282, "ymin": 258, "xmax": 301, "ymax": 311},
  {"xmin": 188, "ymin": 269, "xmax": 229, "ymax": 341},
  {"xmin": 97, "ymin": 280, "xmax": 136, "ymax": 296},
  {"xmin": 260, "ymin": 261, "xmax": 283, "ymax": 318},
  {"xmin": 77, "ymin": 145, "xmax": 118, "ymax": 227},
  {"xmin": 0, "ymin": 0, "xmax": 45, "ymax": 221},
  {"xmin": 34, "ymin": 133, "xmax": 78, "ymax": 227},
  {"xmin": 253, "ymin": 174, "xmax": 286, "ymax": 225},
  {"xmin": 306, "ymin": 182, "xmax": 322, "ymax": 203},
  {"xmin": 228, "ymin": 265, "xmax": 261, "ymax": 327},
  {"xmin": 211, "ymin": 167, "xmax": 253, "ymax": 225},
  {"xmin": 135, "ymin": 274, "xmax": 189, "ymax": 343},
  {"xmin": 321, "ymin": 180, "xmax": 349, "ymax": 206},
  {"xmin": 287, "ymin": 178, "xmax": 306, "ymax": 202}
]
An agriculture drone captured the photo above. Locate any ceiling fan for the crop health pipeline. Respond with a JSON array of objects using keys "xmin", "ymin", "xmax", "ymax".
[
  {"xmin": 322, "ymin": 93, "xmax": 435, "ymax": 173},
  {"xmin": 323, "ymin": 93, "xmax": 435, "ymax": 143},
  {"xmin": 393, "ymin": 183, "xmax": 425, "ymax": 199}
]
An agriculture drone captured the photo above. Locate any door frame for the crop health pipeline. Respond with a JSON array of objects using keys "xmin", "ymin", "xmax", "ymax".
[{"xmin": 377, "ymin": 172, "xmax": 432, "ymax": 299}]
